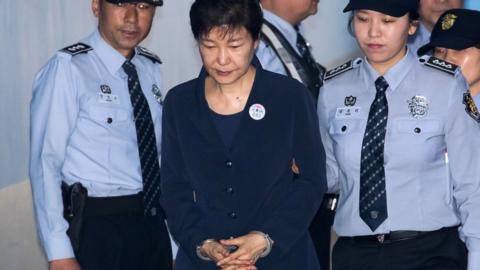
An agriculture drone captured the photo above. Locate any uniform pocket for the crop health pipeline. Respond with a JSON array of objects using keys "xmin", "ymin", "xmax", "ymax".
[{"xmin": 328, "ymin": 118, "xmax": 366, "ymax": 171}]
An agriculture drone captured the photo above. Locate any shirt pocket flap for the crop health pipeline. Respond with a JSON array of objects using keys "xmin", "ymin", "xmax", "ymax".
[
  {"xmin": 394, "ymin": 119, "xmax": 441, "ymax": 134},
  {"xmin": 329, "ymin": 119, "xmax": 364, "ymax": 135}
]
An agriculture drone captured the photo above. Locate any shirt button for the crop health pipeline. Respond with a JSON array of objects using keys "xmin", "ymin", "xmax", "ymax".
[
  {"xmin": 341, "ymin": 126, "xmax": 347, "ymax": 132},
  {"xmin": 414, "ymin": 127, "xmax": 421, "ymax": 133},
  {"xmin": 229, "ymin": 212, "xmax": 237, "ymax": 219},
  {"xmin": 107, "ymin": 117, "xmax": 113, "ymax": 124},
  {"xmin": 226, "ymin": 187, "xmax": 234, "ymax": 194},
  {"xmin": 225, "ymin": 160, "xmax": 233, "ymax": 168}
]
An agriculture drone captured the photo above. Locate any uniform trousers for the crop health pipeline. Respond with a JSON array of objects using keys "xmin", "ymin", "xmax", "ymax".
[
  {"xmin": 332, "ymin": 226, "xmax": 467, "ymax": 270},
  {"xmin": 309, "ymin": 194, "xmax": 337, "ymax": 270},
  {"xmin": 73, "ymin": 195, "xmax": 173, "ymax": 270}
]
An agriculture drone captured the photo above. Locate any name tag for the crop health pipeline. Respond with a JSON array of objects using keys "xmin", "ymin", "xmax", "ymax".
[
  {"xmin": 98, "ymin": 93, "xmax": 119, "ymax": 104},
  {"xmin": 335, "ymin": 106, "xmax": 361, "ymax": 119}
]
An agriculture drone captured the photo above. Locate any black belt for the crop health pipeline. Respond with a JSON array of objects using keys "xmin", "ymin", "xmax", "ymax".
[
  {"xmin": 340, "ymin": 226, "xmax": 457, "ymax": 244},
  {"xmin": 322, "ymin": 193, "xmax": 339, "ymax": 211},
  {"xmin": 84, "ymin": 192, "xmax": 144, "ymax": 217}
]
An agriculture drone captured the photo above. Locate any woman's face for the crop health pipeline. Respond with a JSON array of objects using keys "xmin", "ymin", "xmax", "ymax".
[
  {"xmin": 198, "ymin": 26, "xmax": 259, "ymax": 86},
  {"xmin": 434, "ymin": 46, "xmax": 480, "ymax": 87},
  {"xmin": 353, "ymin": 10, "xmax": 417, "ymax": 73}
]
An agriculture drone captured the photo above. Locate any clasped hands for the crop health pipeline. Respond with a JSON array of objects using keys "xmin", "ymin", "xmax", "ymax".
[{"xmin": 200, "ymin": 232, "xmax": 268, "ymax": 270}]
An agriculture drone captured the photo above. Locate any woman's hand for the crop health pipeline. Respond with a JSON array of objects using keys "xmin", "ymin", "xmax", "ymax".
[
  {"xmin": 200, "ymin": 240, "xmax": 231, "ymax": 263},
  {"xmin": 216, "ymin": 233, "xmax": 267, "ymax": 269}
]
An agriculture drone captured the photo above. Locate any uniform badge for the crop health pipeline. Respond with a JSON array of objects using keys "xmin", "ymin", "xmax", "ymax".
[
  {"xmin": 441, "ymin": 13, "xmax": 458, "ymax": 30},
  {"xmin": 463, "ymin": 93, "xmax": 480, "ymax": 123},
  {"xmin": 424, "ymin": 56, "xmax": 458, "ymax": 76},
  {"xmin": 407, "ymin": 96, "xmax": 429, "ymax": 119},
  {"xmin": 151, "ymin": 84, "xmax": 163, "ymax": 105},
  {"xmin": 100, "ymin": 84, "xmax": 112, "ymax": 94},
  {"xmin": 344, "ymin": 96, "xmax": 357, "ymax": 106},
  {"xmin": 59, "ymin": 42, "xmax": 93, "ymax": 56},
  {"xmin": 249, "ymin": 104, "xmax": 266, "ymax": 120}
]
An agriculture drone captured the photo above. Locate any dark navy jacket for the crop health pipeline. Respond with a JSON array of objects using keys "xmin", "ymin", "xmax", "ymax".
[{"xmin": 161, "ymin": 58, "xmax": 327, "ymax": 270}]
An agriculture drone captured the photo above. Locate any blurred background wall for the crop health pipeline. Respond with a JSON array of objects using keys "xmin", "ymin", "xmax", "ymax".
[{"xmin": 2, "ymin": 0, "xmax": 477, "ymax": 269}]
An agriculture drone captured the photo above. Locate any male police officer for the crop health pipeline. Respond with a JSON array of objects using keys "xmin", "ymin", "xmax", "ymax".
[
  {"xmin": 30, "ymin": 1, "xmax": 172, "ymax": 269},
  {"xmin": 256, "ymin": 1, "xmax": 334, "ymax": 270},
  {"xmin": 418, "ymin": 8, "xmax": 480, "ymax": 119},
  {"xmin": 408, "ymin": 0, "xmax": 464, "ymax": 54}
]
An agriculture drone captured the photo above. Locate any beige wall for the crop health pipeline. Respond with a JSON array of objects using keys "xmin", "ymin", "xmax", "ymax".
[{"xmin": 0, "ymin": 181, "xmax": 47, "ymax": 270}]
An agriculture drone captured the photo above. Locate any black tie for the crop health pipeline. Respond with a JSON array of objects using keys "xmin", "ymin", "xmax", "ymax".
[
  {"xmin": 123, "ymin": 60, "xmax": 161, "ymax": 217},
  {"xmin": 359, "ymin": 76, "xmax": 389, "ymax": 231},
  {"xmin": 295, "ymin": 30, "xmax": 320, "ymax": 74}
]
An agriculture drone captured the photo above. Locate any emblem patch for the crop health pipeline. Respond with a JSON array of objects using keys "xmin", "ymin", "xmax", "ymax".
[
  {"xmin": 424, "ymin": 56, "xmax": 458, "ymax": 75},
  {"xmin": 59, "ymin": 43, "xmax": 93, "ymax": 56},
  {"xmin": 441, "ymin": 13, "xmax": 458, "ymax": 31},
  {"xmin": 407, "ymin": 96, "xmax": 429, "ymax": 119},
  {"xmin": 100, "ymin": 84, "xmax": 112, "ymax": 94},
  {"xmin": 151, "ymin": 84, "xmax": 163, "ymax": 105},
  {"xmin": 344, "ymin": 96, "xmax": 357, "ymax": 106},
  {"xmin": 463, "ymin": 93, "xmax": 480, "ymax": 123}
]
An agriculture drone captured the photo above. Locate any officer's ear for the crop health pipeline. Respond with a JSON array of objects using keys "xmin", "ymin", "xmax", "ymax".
[
  {"xmin": 408, "ymin": 19, "xmax": 419, "ymax": 36},
  {"xmin": 92, "ymin": 0, "xmax": 101, "ymax": 18}
]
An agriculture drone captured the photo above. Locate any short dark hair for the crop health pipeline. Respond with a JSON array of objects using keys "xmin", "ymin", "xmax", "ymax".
[{"xmin": 189, "ymin": 0, "xmax": 263, "ymax": 40}]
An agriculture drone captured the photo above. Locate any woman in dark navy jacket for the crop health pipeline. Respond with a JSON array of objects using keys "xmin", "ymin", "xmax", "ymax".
[{"xmin": 160, "ymin": 0, "xmax": 327, "ymax": 269}]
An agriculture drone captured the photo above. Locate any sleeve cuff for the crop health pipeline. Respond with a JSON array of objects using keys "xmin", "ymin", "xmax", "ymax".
[
  {"xmin": 44, "ymin": 235, "xmax": 75, "ymax": 261},
  {"xmin": 468, "ymin": 252, "xmax": 480, "ymax": 270}
]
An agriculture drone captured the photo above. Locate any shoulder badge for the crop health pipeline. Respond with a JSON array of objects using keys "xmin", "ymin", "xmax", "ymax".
[
  {"xmin": 137, "ymin": 46, "xmax": 162, "ymax": 64},
  {"xmin": 324, "ymin": 59, "xmax": 361, "ymax": 81},
  {"xmin": 463, "ymin": 92, "xmax": 480, "ymax": 123},
  {"xmin": 423, "ymin": 56, "xmax": 458, "ymax": 76},
  {"xmin": 59, "ymin": 43, "xmax": 92, "ymax": 56}
]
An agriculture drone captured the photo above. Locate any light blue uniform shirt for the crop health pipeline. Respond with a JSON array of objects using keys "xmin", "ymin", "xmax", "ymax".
[
  {"xmin": 256, "ymin": 9, "xmax": 303, "ymax": 75},
  {"xmin": 29, "ymin": 30, "xmax": 164, "ymax": 261},
  {"xmin": 474, "ymin": 94, "xmax": 480, "ymax": 109},
  {"xmin": 318, "ymin": 50, "xmax": 480, "ymax": 269},
  {"xmin": 408, "ymin": 22, "xmax": 431, "ymax": 56}
]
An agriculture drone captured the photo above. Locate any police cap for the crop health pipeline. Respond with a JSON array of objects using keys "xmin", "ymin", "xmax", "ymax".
[
  {"xmin": 343, "ymin": 0, "xmax": 418, "ymax": 18},
  {"xmin": 105, "ymin": 0, "xmax": 163, "ymax": 6},
  {"xmin": 418, "ymin": 9, "xmax": 480, "ymax": 56}
]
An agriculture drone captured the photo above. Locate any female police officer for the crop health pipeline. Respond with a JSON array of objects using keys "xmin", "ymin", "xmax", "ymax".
[
  {"xmin": 160, "ymin": 0, "xmax": 326, "ymax": 269},
  {"xmin": 317, "ymin": 0, "xmax": 480, "ymax": 269}
]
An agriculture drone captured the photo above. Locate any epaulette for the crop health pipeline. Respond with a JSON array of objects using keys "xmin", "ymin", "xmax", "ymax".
[
  {"xmin": 137, "ymin": 46, "xmax": 162, "ymax": 64},
  {"xmin": 324, "ymin": 58, "xmax": 362, "ymax": 81},
  {"xmin": 59, "ymin": 43, "xmax": 92, "ymax": 56},
  {"xmin": 421, "ymin": 56, "xmax": 458, "ymax": 76},
  {"xmin": 463, "ymin": 92, "xmax": 480, "ymax": 123}
]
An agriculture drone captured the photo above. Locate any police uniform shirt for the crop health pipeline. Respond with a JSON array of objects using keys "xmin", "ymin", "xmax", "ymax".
[
  {"xmin": 474, "ymin": 94, "xmax": 480, "ymax": 109},
  {"xmin": 317, "ymin": 50, "xmax": 480, "ymax": 268},
  {"xmin": 256, "ymin": 9, "xmax": 303, "ymax": 75},
  {"xmin": 30, "ymin": 30, "xmax": 164, "ymax": 261},
  {"xmin": 408, "ymin": 22, "xmax": 431, "ymax": 55}
]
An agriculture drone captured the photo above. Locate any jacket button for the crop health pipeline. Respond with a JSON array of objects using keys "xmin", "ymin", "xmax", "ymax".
[
  {"xmin": 225, "ymin": 160, "xmax": 233, "ymax": 168},
  {"xmin": 229, "ymin": 212, "xmax": 237, "ymax": 219},
  {"xmin": 226, "ymin": 187, "xmax": 234, "ymax": 194}
]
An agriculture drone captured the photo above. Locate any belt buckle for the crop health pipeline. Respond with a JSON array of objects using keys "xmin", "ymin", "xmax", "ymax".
[{"xmin": 377, "ymin": 234, "xmax": 385, "ymax": 243}]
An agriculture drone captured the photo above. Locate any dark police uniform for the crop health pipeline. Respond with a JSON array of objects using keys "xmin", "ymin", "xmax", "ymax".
[
  {"xmin": 30, "ymin": 2, "xmax": 172, "ymax": 266},
  {"xmin": 161, "ymin": 57, "xmax": 327, "ymax": 270},
  {"xmin": 256, "ymin": 9, "xmax": 335, "ymax": 270},
  {"xmin": 318, "ymin": 0, "xmax": 480, "ymax": 269}
]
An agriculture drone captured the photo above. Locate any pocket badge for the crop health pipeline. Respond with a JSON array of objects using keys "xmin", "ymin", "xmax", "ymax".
[
  {"xmin": 463, "ymin": 93, "xmax": 480, "ymax": 123},
  {"xmin": 152, "ymin": 84, "xmax": 163, "ymax": 105},
  {"xmin": 407, "ymin": 96, "xmax": 429, "ymax": 119}
]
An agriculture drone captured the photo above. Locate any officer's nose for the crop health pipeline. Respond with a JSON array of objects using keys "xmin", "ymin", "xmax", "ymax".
[
  {"xmin": 124, "ymin": 5, "xmax": 139, "ymax": 24},
  {"xmin": 368, "ymin": 20, "xmax": 381, "ymax": 38}
]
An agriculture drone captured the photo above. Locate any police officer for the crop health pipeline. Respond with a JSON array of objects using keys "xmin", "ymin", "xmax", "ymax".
[
  {"xmin": 418, "ymin": 8, "xmax": 480, "ymax": 117},
  {"xmin": 30, "ymin": 1, "xmax": 172, "ymax": 269},
  {"xmin": 318, "ymin": 0, "xmax": 480, "ymax": 269},
  {"xmin": 408, "ymin": 0, "xmax": 464, "ymax": 54},
  {"xmin": 256, "ymin": 1, "xmax": 333, "ymax": 269}
]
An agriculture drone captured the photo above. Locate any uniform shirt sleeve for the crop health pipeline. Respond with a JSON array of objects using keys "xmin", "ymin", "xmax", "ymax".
[
  {"xmin": 29, "ymin": 55, "xmax": 78, "ymax": 261},
  {"xmin": 255, "ymin": 40, "xmax": 288, "ymax": 76},
  {"xmin": 444, "ymin": 76, "xmax": 480, "ymax": 270},
  {"xmin": 317, "ymin": 85, "xmax": 340, "ymax": 193}
]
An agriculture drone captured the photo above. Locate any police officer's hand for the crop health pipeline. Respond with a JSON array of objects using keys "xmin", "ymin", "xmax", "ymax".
[
  {"xmin": 200, "ymin": 240, "xmax": 230, "ymax": 263},
  {"xmin": 217, "ymin": 233, "xmax": 267, "ymax": 269},
  {"xmin": 49, "ymin": 258, "xmax": 81, "ymax": 270}
]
